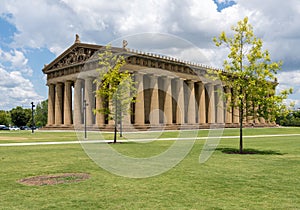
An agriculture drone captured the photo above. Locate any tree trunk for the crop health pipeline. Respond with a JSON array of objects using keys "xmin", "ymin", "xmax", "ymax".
[
  {"xmin": 119, "ymin": 109, "xmax": 123, "ymax": 137},
  {"xmin": 114, "ymin": 125, "xmax": 117, "ymax": 143},
  {"xmin": 114, "ymin": 98, "xmax": 117, "ymax": 143},
  {"xmin": 239, "ymin": 32, "xmax": 244, "ymax": 154},
  {"xmin": 239, "ymin": 102, "xmax": 243, "ymax": 154}
]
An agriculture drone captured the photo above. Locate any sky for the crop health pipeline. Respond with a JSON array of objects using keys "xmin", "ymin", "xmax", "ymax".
[{"xmin": 0, "ymin": 0, "xmax": 299, "ymax": 110}]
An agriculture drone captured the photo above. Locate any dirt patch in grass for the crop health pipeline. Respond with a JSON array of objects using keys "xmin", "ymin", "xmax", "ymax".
[
  {"xmin": 18, "ymin": 173, "xmax": 90, "ymax": 186},
  {"xmin": 0, "ymin": 137, "xmax": 28, "ymax": 141}
]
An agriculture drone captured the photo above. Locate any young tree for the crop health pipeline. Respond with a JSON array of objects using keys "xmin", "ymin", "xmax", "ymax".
[
  {"xmin": 94, "ymin": 45, "xmax": 136, "ymax": 143},
  {"xmin": 213, "ymin": 17, "xmax": 292, "ymax": 153}
]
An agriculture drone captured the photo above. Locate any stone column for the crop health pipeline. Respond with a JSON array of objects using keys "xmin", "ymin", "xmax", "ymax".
[
  {"xmin": 74, "ymin": 79, "xmax": 83, "ymax": 126},
  {"xmin": 232, "ymin": 91, "xmax": 239, "ymax": 124},
  {"xmin": 149, "ymin": 75, "xmax": 159, "ymax": 125},
  {"xmin": 198, "ymin": 82, "xmax": 206, "ymax": 124},
  {"xmin": 134, "ymin": 73, "xmax": 145, "ymax": 125},
  {"xmin": 225, "ymin": 87, "xmax": 233, "ymax": 124},
  {"xmin": 108, "ymin": 99, "xmax": 115, "ymax": 125},
  {"xmin": 122, "ymin": 104, "xmax": 132, "ymax": 126},
  {"xmin": 122, "ymin": 76, "xmax": 132, "ymax": 126},
  {"xmin": 55, "ymin": 82, "xmax": 63, "ymax": 125},
  {"xmin": 254, "ymin": 106, "xmax": 260, "ymax": 124},
  {"xmin": 47, "ymin": 83, "xmax": 55, "ymax": 126},
  {"xmin": 206, "ymin": 83, "xmax": 215, "ymax": 124},
  {"xmin": 247, "ymin": 101, "xmax": 254, "ymax": 124},
  {"xmin": 95, "ymin": 93, "xmax": 105, "ymax": 127},
  {"xmin": 163, "ymin": 76, "xmax": 173, "ymax": 125},
  {"xmin": 64, "ymin": 80, "xmax": 72, "ymax": 125},
  {"xmin": 187, "ymin": 80, "xmax": 196, "ymax": 124},
  {"xmin": 216, "ymin": 84, "xmax": 224, "ymax": 124},
  {"xmin": 176, "ymin": 78, "xmax": 185, "ymax": 124},
  {"xmin": 85, "ymin": 77, "xmax": 94, "ymax": 126},
  {"xmin": 259, "ymin": 116, "xmax": 266, "ymax": 124}
]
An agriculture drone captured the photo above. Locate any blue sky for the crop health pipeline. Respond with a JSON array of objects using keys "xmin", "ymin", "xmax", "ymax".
[{"xmin": 0, "ymin": 0, "xmax": 299, "ymax": 110}]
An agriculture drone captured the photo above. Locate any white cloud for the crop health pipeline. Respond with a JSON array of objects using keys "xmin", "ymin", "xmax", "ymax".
[
  {"xmin": 0, "ymin": 48, "xmax": 27, "ymax": 67},
  {"xmin": 0, "ymin": 48, "xmax": 33, "ymax": 75},
  {"xmin": 276, "ymin": 70, "xmax": 300, "ymax": 108},
  {"xmin": 0, "ymin": 68, "xmax": 43, "ymax": 109},
  {"xmin": 0, "ymin": 0, "xmax": 299, "ymax": 59},
  {"xmin": 1, "ymin": 0, "xmax": 300, "ymax": 108}
]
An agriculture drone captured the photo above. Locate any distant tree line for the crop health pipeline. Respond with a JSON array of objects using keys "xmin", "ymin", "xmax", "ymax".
[
  {"xmin": 0, "ymin": 100, "xmax": 48, "ymax": 127},
  {"xmin": 276, "ymin": 110, "xmax": 300, "ymax": 126}
]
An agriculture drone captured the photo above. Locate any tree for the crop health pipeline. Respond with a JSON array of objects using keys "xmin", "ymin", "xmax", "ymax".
[
  {"xmin": 0, "ymin": 110, "xmax": 10, "ymax": 126},
  {"xmin": 10, "ymin": 106, "xmax": 31, "ymax": 127},
  {"xmin": 35, "ymin": 100, "xmax": 48, "ymax": 127},
  {"xmin": 213, "ymin": 17, "xmax": 292, "ymax": 153},
  {"xmin": 277, "ymin": 110, "xmax": 300, "ymax": 126},
  {"xmin": 94, "ymin": 45, "xmax": 136, "ymax": 143}
]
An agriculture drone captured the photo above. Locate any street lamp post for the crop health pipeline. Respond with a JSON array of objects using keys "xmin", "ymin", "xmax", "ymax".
[
  {"xmin": 31, "ymin": 102, "xmax": 35, "ymax": 134},
  {"xmin": 83, "ymin": 100, "xmax": 88, "ymax": 139}
]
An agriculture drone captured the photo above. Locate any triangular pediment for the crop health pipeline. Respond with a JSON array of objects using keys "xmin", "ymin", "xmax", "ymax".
[{"xmin": 43, "ymin": 43, "xmax": 103, "ymax": 73}]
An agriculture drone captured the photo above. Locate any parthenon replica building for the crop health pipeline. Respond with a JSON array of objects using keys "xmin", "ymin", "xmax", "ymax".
[{"xmin": 42, "ymin": 35, "xmax": 268, "ymax": 130}]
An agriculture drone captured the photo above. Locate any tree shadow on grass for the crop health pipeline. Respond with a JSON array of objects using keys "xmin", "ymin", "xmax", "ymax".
[{"xmin": 217, "ymin": 148, "xmax": 284, "ymax": 155}]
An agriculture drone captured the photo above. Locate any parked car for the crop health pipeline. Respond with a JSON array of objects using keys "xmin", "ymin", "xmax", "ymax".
[
  {"xmin": 20, "ymin": 126, "xmax": 30, "ymax": 130},
  {"xmin": 0, "ymin": 125, "xmax": 9, "ymax": 130},
  {"xmin": 9, "ymin": 126, "xmax": 20, "ymax": 131}
]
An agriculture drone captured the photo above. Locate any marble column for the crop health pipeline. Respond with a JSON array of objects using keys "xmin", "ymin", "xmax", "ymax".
[
  {"xmin": 176, "ymin": 78, "xmax": 185, "ymax": 124},
  {"xmin": 134, "ymin": 73, "xmax": 145, "ymax": 125},
  {"xmin": 122, "ymin": 76, "xmax": 132, "ymax": 126},
  {"xmin": 198, "ymin": 82, "xmax": 206, "ymax": 124},
  {"xmin": 259, "ymin": 116, "xmax": 266, "ymax": 124},
  {"xmin": 108, "ymin": 99, "xmax": 115, "ymax": 125},
  {"xmin": 64, "ymin": 80, "xmax": 72, "ymax": 125},
  {"xmin": 216, "ymin": 84, "xmax": 224, "ymax": 124},
  {"xmin": 149, "ymin": 75, "xmax": 159, "ymax": 125},
  {"xmin": 163, "ymin": 76, "xmax": 173, "ymax": 125},
  {"xmin": 233, "ymin": 106, "xmax": 239, "ymax": 124},
  {"xmin": 206, "ymin": 83, "xmax": 215, "ymax": 124},
  {"xmin": 247, "ymin": 101, "xmax": 254, "ymax": 124},
  {"xmin": 254, "ymin": 106, "xmax": 260, "ymax": 124},
  {"xmin": 232, "ymin": 91, "xmax": 239, "ymax": 124},
  {"xmin": 225, "ymin": 87, "xmax": 233, "ymax": 124},
  {"xmin": 74, "ymin": 79, "xmax": 83, "ymax": 125},
  {"xmin": 54, "ymin": 82, "xmax": 63, "ymax": 125},
  {"xmin": 85, "ymin": 77, "xmax": 94, "ymax": 126},
  {"xmin": 95, "ymin": 94, "xmax": 105, "ymax": 127},
  {"xmin": 47, "ymin": 83, "xmax": 55, "ymax": 125},
  {"xmin": 187, "ymin": 80, "xmax": 196, "ymax": 124}
]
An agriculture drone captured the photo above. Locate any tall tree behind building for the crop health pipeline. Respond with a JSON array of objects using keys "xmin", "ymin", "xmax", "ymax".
[{"xmin": 35, "ymin": 100, "xmax": 48, "ymax": 127}]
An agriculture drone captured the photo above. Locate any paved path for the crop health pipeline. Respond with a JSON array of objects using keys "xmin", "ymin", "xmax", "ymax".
[{"xmin": 0, "ymin": 133, "xmax": 299, "ymax": 147}]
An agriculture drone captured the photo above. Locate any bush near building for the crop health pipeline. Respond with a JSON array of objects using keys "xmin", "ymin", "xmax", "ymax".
[{"xmin": 277, "ymin": 110, "xmax": 300, "ymax": 126}]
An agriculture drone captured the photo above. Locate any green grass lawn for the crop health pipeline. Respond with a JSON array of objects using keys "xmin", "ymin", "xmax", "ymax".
[
  {"xmin": 0, "ymin": 127, "xmax": 299, "ymax": 209},
  {"xmin": 0, "ymin": 126, "xmax": 299, "ymax": 143}
]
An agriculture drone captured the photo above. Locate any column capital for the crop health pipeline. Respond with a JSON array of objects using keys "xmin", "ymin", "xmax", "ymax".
[
  {"xmin": 147, "ymin": 74, "xmax": 157, "ymax": 79},
  {"xmin": 161, "ymin": 75, "xmax": 176, "ymax": 80},
  {"xmin": 47, "ymin": 83, "xmax": 55, "ymax": 86},
  {"xmin": 65, "ymin": 79, "xmax": 74, "ymax": 83}
]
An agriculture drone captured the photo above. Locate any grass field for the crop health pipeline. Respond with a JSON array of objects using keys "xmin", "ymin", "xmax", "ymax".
[{"xmin": 0, "ymin": 127, "xmax": 299, "ymax": 209}]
